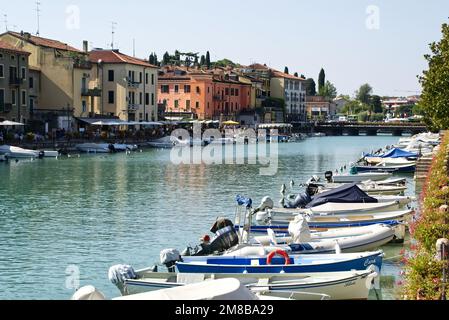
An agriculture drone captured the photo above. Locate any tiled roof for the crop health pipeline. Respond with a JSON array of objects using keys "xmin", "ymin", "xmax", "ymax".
[
  {"xmin": 89, "ymin": 50, "xmax": 158, "ymax": 68},
  {"xmin": 271, "ymin": 69, "xmax": 305, "ymax": 81},
  {"xmin": 6, "ymin": 31, "xmax": 82, "ymax": 53},
  {"xmin": 0, "ymin": 40, "xmax": 31, "ymax": 55}
]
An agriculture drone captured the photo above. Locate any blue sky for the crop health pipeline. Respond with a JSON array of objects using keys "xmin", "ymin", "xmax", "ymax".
[{"xmin": 1, "ymin": 0, "xmax": 448, "ymax": 97}]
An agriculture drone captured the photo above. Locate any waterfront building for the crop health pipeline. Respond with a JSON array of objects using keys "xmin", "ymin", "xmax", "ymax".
[
  {"xmin": 158, "ymin": 67, "xmax": 251, "ymax": 121},
  {"xmin": 306, "ymin": 96, "xmax": 337, "ymax": 120},
  {"xmin": 334, "ymin": 96, "xmax": 349, "ymax": 114},
  {"xmin": 0, "ymin": 31, "xmax": 93, "ymax": 131},
  {"xmin": 270, "ymin": 69, "xmax": 307, "ymax": 123},
  {"xmin": 88, "ymin": 49, "xmax": 159, "ymax": 122},
  {"xmin": 0, "ymin": 40, "xmax": 31, "ymax": 125}
]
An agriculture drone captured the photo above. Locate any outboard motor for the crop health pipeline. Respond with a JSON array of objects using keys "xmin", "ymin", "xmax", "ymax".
[
  {"xmin": 160, "ymin": 249, "xmax": 182, "ymax": 273},
  {"xmin": 108, "ymin": 144, "xmax": 117, "ymax": 153},
  {"xmin": 38, "ymin": 151, "xmax": 45, "ymax": 159},
  {"xmin": 325, "ymin": 171, "xmax": 334, "ymax": 183},
  {"xmin": 108, "ymin": 264, "xmax": 138, "ymax": 295},
  {"xmin": 285, "ymin": 191, "xmax": 312, "ymax": 209},
  {"xmin": 253, "ymin": 196, "xmax": 275, "ymax": 214}
]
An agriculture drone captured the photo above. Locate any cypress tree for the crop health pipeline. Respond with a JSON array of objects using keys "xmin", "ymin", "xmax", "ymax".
[
  {"xmin": 284, "ymin": 67, "xmax": 289, "ymax": 74},
  {"xmin": 318, "ymin": 68, "xmax": 326, "ymax": 93},
  {"xmin": 294, "ymin": 72, "xmax": 299, "ymax": 77},
  {"xmin": 200, "ymin": 55, "xmax": 206, "ymax": 66},
  {"xmin": 163, "ymin": 52, "xmax": 170, "ymax": 65},
  {"xmin": 206, "ymin": 51, "xmax": 211, "ymax": 69}
]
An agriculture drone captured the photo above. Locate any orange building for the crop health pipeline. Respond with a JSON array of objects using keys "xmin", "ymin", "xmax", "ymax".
[{"xmin": 158, "ymin": 67, "xmax": 251, "ymax": 120}]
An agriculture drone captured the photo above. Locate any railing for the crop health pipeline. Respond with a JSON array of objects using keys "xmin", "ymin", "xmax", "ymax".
[
  {"xmin": 128, "ymin": 104, "xmax": 139, "ymax": 112},
  {"xmin": 81, "ymin": 88, "xmax": 102, "ymax": 97},
  {"xmin": 9, "ymin": 77, "xmax": 24, "ymax": 86},
  {"xmin": 0, "ymin": 103, "xmax": 12, "ymax": 113},
  {"xmin": 127, "ymin": 81, "xmax": 141, "ymax": 89}
]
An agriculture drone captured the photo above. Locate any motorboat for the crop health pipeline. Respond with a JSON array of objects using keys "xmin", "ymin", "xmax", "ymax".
[
  {"xmin": 175, "ymin": 251, "xmax": 383, "ymax": 274},
  {"xmin": 75, "ymin": 143, "xmax": 137, "ymax": 153},
  {"xmin": 0, "ymin": 145, "xmax": 41, "ymax": 158},
  {"xmin": 147, "ymin": 136, "xmax": 190, "ymax": 149},
  {"xmin": 354, "ymin": 163, "xmax": 416, "ymax": 173},
  {"xmin": 111, "ymin": 268, "xmax": 376, "ymax": 300},
  {"xmin": 74, "ymin": 278, "xmax": 293, "ymax": 301},
  {"xmin": 326, "ymin": 171, "xmax": 392, "ymax": 183},
  {"xmin": 251, "ymin": 209, "xmax": 412, "ymax": 230}
]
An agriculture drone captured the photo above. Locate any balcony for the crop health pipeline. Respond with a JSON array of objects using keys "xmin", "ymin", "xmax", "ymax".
[
  {"xmin": 81, "ymin": 88, "xmax": 102, "ymax": 97},
  {"xmin": 128, "ymin": 104, "xmax": 139, "ymax": 112},
  {"xmin": 9, "ymin": 77, "xmax": 24, "ymax": 86},
  {"xmin": 127, "ymin": 81, "xmax": 141, "ymax": 89},
  {"xmin": 0, "ymin": 103, "xmax": 12, "ymax": 113}
]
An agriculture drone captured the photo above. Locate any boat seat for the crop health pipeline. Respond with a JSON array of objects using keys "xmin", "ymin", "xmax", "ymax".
[{"xmin": 177, "ymin": 273, "xmax": 205, "ymax": 285}]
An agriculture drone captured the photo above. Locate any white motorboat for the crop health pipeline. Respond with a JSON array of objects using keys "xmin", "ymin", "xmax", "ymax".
[
  {"xmin": 331, "ymin": 172, "xmax": 392, "ymax": 183},
  {"xmin": 316, "ymin": 182, "xmax": 407, "ymax": 195},
  {"xmin": 74, "ymin": 278, "xmax": 294, "ymax": 300},
  {"xmin": 147, "ymin": 136, "xmax": 190, "ymax": 149},
  {"xmin": 75, "ymin": 143, "xmax": 137, "ymax": 153},
  {"xmin": 0, "ymin": 145, "xmax": 40, "ymax": 158},
  {"xmin": 111, "ymin": 269, "xmax": 377, "ymax": 300}
]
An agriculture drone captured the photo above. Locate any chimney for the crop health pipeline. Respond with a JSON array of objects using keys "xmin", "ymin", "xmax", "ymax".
[
  {"xmin": 23, "ymin": 32, "xmax": 31, "ymax": 41},
  {"xmin": 83, "ymin": 40, "xmax": 88, "ymax": 53}
]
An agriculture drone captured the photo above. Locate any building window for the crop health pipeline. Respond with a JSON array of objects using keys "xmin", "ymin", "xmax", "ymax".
[
  {"xmin": 196, "ymin": 86, "xmax": 200, "ymax": 94},
  {"xmin": 151, "ymin": 74, "xmax": 154, "ymax": 85},
  {"xmin": 108, "ymin": 70, "xmax": 114, "ymax": 82},
  {"xmin": 151, "ymin": 93, "xmax": 154, "ymax": 105},
  {"xmin": 145, "ymin": 93, "xmax": 149, "ymax": 105},
  {"xmin": 21, "ymin": 67, "xmax": 26, "ymax": 80},
  {"xmin": 174, "ymin": 100, "xmax": 179, "ymax": 108},
  {"xmin": 184, "ymin": 85, "xmax": 191, "ymax": 93},
  {"xmin": 21, "ymin": 90, "xmax": 26, "ymax": 106},
  {"xmin": 29, "ymin": 76, "xmax": 34, "ymax": 89},
  {"xmin": 0, "ymin": 64, "xmax": 3, "ymax": 78},
  {"xmin": 139, "ymin": 72, "xmax": 143, "ymax": 83},
  {"xmin": 225, "ymin": 88, "xmax": 229, "ymax": 95},
  {"xmin": 108, "ymin": 91, "xmax": 114, "ymax": 104},
  {"xmin": 175, "ymin": 85, "xmax": 179, "ymax": 93},
  {"xmin": 11, "ymin": 89, "xmax": 16, "ymax": 106},
  {"xmin": 231, "ymin": 88, "xmax": 235, "ymax": 96},
  {"xmin": 29, "ymin": 98, "xmax": 34, "ymax": 111},
  {"xmin": 139, "ymin": 92, "xmax": 143, "ymax": 105},
  {"xmin": 207, "ymin": 87, "xmax": 210, "ymax": 94},
  {"xmin": 235, "ymin": 89, "xmax": 239, "ymax": 96},
  {"xmin": 0, "ymin": 53, "xmax": 3, "ymax": 59},
  {"xmin": 145, "ymin": 73, "xmax": 149, "ymax": 84},
  {"xmin": 139, "ymin": 113, "xmax": 143, "ymax": 120},
  {"xmin": 0, "ymin": 89, "xmax": 4, "ymax": 109},
  {"xmin": 11, "ymin": 55, "xmax": 15, "ymax": 61},
  {"xmin": 207, "ymin": 102, "xmax": 210, "ymax": 109},
  {"xmin": 161, "ymin": 85, "xmax": 169, "ymax": 93},
  {"xmin": 196, "ymin": 102, "xmax": 200, "ymax": 109},
  {"xmin": 82, "ymin": 100, "xmax": 87, "ymax": 113},
  {"xmin": 186, "ymin": 100, "xmax": 191, "ymax": 109}
]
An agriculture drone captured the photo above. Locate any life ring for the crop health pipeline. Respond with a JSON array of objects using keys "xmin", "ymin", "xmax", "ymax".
[{"xmin": 266, "ymin": 250, "xmax": 291, "ymax": 266}]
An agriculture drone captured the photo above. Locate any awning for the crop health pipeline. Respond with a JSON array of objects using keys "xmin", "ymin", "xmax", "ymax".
[{"xmin": 257, "ymin": 123, "xmax": 293, "ymax": 129}]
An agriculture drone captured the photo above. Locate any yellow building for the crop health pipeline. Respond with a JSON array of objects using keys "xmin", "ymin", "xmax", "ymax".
[
  {"xmin": 0, "ymin": 31, "xmax": 95, "ymax": 131},
  {"xmin": 89, "ymin": 49, "xmax": 159, "ymax": 122}
]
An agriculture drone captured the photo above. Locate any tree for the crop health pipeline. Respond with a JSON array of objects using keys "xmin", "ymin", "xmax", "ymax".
[
  {"xmin": 370, "ymin": 95, "xmax": 383, "ymax": 114},
  {"xmin": 194, "ymin": 56, "xmax": 199, "ymax": 66},
  {"xmin": 356, "ymin": 83, "xmax": 373, "ymax": 105},
  {"xmin": 419, "ymin": 21, "xmax": 449, "ymax": 130},
  {"xmin": 318, "ymin": 68, "xmax": 326, "ymax": 93},
  {"xmin": 149, "ymin": 53, "xmax": 155, "ymax": 65},
  {"xmin": 341, "ymin": 100, "xmax": 366, "ymax": 115},
  {"xmin": 305, "ymin": 78, "xmax": 316, "ymax": 96},
  {"xmin": 200, "ymin": 55, "xmax": 206, "ymax": 66},
  {"xmin": 294, "ymin": 72, "xmax": 299, "ymax": 77},
  {"xmin": 163, "ymin": 51, "xmax": 170, "ymax": 65},
  {"xmin": 154, "ymin": 53, "xmax": 158, "ymax": 66},
  {"xmin": 320, "ymin": 81, "xmax": 337, "ymax": 99},
  {"xmin": 284, "ymin": 67, "xmax": 289, "ymax": 74},
  {"xmin": 206, "ymin": 51, "xmax": 211, "ymax": 69}
]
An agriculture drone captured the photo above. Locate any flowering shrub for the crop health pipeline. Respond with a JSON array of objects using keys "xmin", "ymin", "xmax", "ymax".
[{"xmin": 403, "ymin": 133, "xmax": 449, "ymax": 299}]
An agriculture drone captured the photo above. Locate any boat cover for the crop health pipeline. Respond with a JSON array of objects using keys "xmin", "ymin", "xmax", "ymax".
[
  {"xmin": 365, "ymin": 148, "xmax": 418, "ymax": 159},
  {"xmin": 306, "ymin": 183, "xmax": 378, "ymax": 208}
]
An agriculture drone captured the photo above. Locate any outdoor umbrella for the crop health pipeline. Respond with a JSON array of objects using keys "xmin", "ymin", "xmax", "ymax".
[
  {"xmin": 222, "ymin": 121, "xmax": 240, "ymax": 126},
  {"xmin": 0, "ymin": 121, "xmax": 24, "ymax": 126}
]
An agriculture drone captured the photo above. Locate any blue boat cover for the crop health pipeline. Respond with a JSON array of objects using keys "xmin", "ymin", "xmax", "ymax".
[
  {"xmin": 306, "ymin": 183, "xmax": 378, "ymax": 208},
  {"xmin": 365, "ymin": 148, "xmax": 418, "ymax": 159},
  {"xmin": 235, "ymin": 195, "xmax": 253, "ymax": 209}
]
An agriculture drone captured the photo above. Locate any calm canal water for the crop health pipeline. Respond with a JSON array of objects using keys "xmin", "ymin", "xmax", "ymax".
[{"xmin": 0, "ymin": 136, "xmax": 415, "ymax": 300}]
